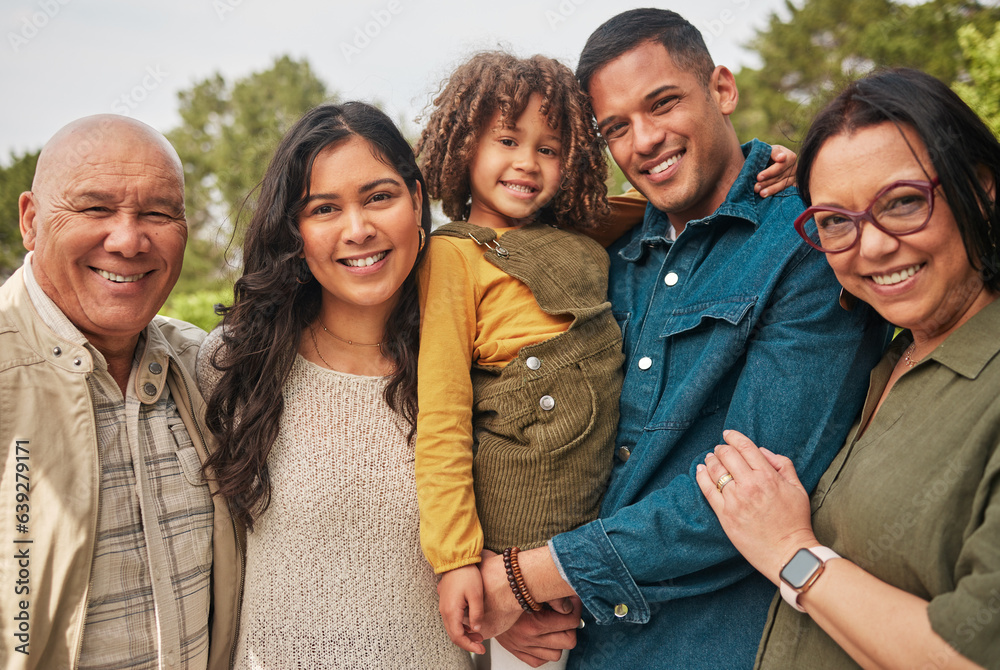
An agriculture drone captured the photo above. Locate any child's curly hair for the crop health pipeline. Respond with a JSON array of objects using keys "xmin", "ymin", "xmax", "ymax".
[{"xmin": 416, "ymin": 51, "xmax": 609, "ymax": 230}]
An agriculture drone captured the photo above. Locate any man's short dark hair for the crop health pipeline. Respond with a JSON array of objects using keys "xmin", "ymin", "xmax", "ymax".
[{"xmin": 576, "ymin": 8, "xmax": 715, "ymax": 92}]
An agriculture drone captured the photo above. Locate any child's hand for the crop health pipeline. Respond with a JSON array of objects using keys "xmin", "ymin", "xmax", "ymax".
[
  {"xmin": 755, "ymin": 144, "xmax": 798, "ymax": 197},
  {"xmin": 438, "ymin": 564, "xmax": 486, "ymax": 655}
]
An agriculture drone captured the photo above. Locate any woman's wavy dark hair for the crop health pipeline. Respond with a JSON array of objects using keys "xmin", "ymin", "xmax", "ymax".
[
  {"xmin": 415, "ymin": 51, "xmax": 609, "ymax": 230},
  {"xmin": 798, "ymin": 68, "xmax": 1000, "ymax": 291},
  {"xmin": 204, "ymin": 101, "xmax": 432, "ymax": 529}
]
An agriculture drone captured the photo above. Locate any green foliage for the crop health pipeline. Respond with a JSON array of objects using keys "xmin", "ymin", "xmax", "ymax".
[
  {"xmin": 733, "ymin": 0, "xmax": 1000, "ymax": 145},
  {"xmin": 955, "ymin": 22, "xmax": 1000, "ymax": 138},
  {"xmin": 159, "ymin": 287, "xmax": 233, "ymax": 333},
  {"xmin": 0, "ymin": 150, "xmax": 38, "ymax": 278},
  {"xmin": 167, "ymin": 55, "xmax": 333, "ymax": 295}
]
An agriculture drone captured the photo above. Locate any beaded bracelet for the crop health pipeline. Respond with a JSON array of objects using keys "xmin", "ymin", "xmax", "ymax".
[{"xmin": 503, "ymin": 547, "xmax": 542, "ymax": 612}]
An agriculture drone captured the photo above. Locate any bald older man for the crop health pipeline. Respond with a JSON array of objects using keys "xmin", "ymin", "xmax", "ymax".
[{"xmin": 0, "ymin": 115, "xmax": 242, "ymax": 670}]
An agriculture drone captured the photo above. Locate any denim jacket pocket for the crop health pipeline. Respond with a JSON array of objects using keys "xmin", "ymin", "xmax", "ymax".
[{"xmin": 649, "ymin": 296, "xmax": 757, "ymax": 430}]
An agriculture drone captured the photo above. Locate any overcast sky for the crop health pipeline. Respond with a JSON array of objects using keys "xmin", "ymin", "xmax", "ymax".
[{"xmin": 0, "ymin": 0, "xmax": 790, "ymax": 163}]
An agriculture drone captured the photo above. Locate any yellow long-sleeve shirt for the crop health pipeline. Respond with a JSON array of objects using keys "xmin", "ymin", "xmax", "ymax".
[{"xmin": 415, "ymin": 227, "xmax": 573, "ymax": 572}]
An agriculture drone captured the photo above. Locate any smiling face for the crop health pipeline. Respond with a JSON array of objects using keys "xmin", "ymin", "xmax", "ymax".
[
  {"xmin": 588, "ymin": 40, "xmax": 743, "ymax": 229},
  {"xmin": 20, "ymin": 117, "xmax": 187, "ymax": 353},
  {"xmin": 298, "ymin": 136, "xmax": 422, "ymax": 321},
  {"xmin": 811, "ymin": 122, "xmax": 995, "ymax": 341},
  {"xmin": 467, "ymin": 92, "xmax": 562, "ymax": 229}
]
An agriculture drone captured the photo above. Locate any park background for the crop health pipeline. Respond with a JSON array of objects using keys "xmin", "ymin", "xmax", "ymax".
[{"xmin": 1, "ymin": 0, "xmax": 998, "ymax": 330}]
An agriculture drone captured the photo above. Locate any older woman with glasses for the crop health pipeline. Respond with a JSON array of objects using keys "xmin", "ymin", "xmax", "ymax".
[{"xmin": 694, "ymin": 68, "xmax": 1000, "ymax": 669}]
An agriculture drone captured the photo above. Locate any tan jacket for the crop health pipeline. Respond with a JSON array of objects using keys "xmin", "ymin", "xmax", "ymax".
[{"xmin": 0, "ymin": 266, "xmax": 244, "ymax": 669}]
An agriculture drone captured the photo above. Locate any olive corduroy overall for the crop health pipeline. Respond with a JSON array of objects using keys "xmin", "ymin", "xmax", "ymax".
[{"xmin": 431, "ymin": 221, "xmax": 625, "ymax": 552}]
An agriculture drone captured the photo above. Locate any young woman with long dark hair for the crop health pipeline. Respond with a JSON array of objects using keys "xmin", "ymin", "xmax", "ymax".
[{"xmin": 198, "ymin": 101, "xmax": 472, "ymax": 669}]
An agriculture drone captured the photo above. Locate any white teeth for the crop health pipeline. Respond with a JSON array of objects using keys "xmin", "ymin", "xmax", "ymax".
[
  {"xmin": 873, "ymin": 264, "xmax": 921, "ymax": 286},
  {"xmin": 343, "ymin": 251, "xmax": 387, "ymax": 267},
  {"xmin": 648, "ymin": 154, "xmax": 681, "ymax": 175},
  {"xmin": 95, "ymin": 269, "xmax": 147, "ymax": 283},
  {"xmin": 503, "ymin": 182, "xmax": 535, "ymax": 193}
]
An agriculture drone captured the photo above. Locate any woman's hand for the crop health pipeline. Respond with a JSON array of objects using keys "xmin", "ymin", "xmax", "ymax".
[
  {"xmin": 695, "ymin": 429, "xmax": 818, "ymax": 584},
  {"xmin": 437, "ymin": 564, "xmax": 486, "ymax": 655},
  {"xmin": 755, "ymin": 144, "xmax": 797, "ymax": 197}
]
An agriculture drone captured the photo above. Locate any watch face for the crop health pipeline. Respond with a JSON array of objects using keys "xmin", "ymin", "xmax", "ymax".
[{"xmin": 780, "ymin": 548, "xmax": 824, "ymax": 589}]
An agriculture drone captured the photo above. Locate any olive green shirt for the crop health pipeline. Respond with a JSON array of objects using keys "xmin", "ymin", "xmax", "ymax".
[{"xmin": 756, "ymin": 297, "xmax": 1000, "ymax": 669}]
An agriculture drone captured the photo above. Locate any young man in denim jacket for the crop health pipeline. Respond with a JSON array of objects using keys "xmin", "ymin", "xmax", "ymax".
[{"xmin": 478, "ymin": 9, "xmax": 888, "ymax": 669}]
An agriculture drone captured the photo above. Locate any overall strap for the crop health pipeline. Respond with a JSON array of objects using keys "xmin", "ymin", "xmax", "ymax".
[{"xmin": 432, "ymin": 221, "xmax": 510, "ymax": 258}]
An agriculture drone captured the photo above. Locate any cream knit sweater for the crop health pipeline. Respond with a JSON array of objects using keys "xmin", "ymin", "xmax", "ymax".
[{"xmin": 198, "ymin": 332, "xmax": 471, "ymax": 669}]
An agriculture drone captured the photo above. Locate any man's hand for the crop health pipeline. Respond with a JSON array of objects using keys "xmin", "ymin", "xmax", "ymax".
[
  {"xmin": 437, "ymin": 564, "xmax": 486, "ymax": 655},
  {"xmin": 755, "ymin": 144, "xmax": 798, "ymax": 197},
  {"xmin": 495, "ymin": 597, "xmax": 582, "ymax": 667}
]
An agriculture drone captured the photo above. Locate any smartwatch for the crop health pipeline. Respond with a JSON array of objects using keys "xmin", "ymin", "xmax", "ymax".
[{"xmin": 779, "ymin": 546, "xmax": 841, "ymax": 612}]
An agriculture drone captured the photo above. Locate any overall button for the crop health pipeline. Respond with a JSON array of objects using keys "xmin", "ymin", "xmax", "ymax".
[
  {"xmin": 614, "ymin": 603, "xmax": 629, "ymax": 618},
  {"xmin": 617, "ymin": 446, "xmax": 631, "ymax": 462},
  {"xmin": 526, "ymin": 356, "xmax": 541, "ymax": 370},
  {"xmin": 664, "ymin": 272, "xmax": 679, "ymax": 286},
  {"xmin": 539, "ymin": 395, "xmax": 555, "ymax": 411},
  {"xmin": 149, "ymin": 361, "xmax": 163, "ymax": 375},
  {"xmin": 143, "ymin": 383, "xmax": 157, "ymax": 397},
  {"xmin": 638, "ymin": 356, "xmax": 652, "ymax": 370}
]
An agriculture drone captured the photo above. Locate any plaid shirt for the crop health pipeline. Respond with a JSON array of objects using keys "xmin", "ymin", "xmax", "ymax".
[{"xmin": 24, "ymin": 259, "xmax": 213, "ymax": 669}]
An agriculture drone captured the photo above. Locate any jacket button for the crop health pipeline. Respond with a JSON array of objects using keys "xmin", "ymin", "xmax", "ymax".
[
  {"xmin": 143, "ymin": 382, "xmax": 157, "ymax": 396},
  {"xmin": 526, "ymin": 356, "xmax": 541, "ymax": 370},
  {"xmin": 664, "ymin": 272, "xmax": 679, "ymax": 286},
  {"xmin": 73, "ymin": 358, "xmax": 83, "ymax": 366},
  {"xmin": 614, "ymin": 603, "xmax": 629, "ymax": 618},
  {"xmin": 52, "ymin": 346, "xmax": 62, "ymax": 357},
  {"xmin": 539, "ymin": 395, "xmax": 555, "ymax": 411},
  {"xmin": 149, "ymin": 361, "xmax": 163, "ymax": 375},
  {"xmin": 617, "ymin": 446, "xmax": 631, "ymax": 462},
  {"xmin": 638, "ymin": 356, "xmax": 652, "ymax": 370}
]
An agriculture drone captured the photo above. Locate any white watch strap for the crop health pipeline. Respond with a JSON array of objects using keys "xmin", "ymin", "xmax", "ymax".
[{"xmin": 780, "ymin": 546, "xmax": 841, "ymax": 613}]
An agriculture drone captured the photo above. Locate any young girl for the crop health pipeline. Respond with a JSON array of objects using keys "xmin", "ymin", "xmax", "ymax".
[
  {"xmin": 414, "ymin": 51, "xmax": 621, "ymax": 668},
  {"xmin": 413, "ymin": 51, "xmax": 796, "ymax": 668}
]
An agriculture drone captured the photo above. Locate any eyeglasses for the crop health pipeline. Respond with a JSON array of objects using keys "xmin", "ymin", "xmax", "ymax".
[{"xmin": 794, "ymin": 178, "xmax": 941, "ymax": 253}]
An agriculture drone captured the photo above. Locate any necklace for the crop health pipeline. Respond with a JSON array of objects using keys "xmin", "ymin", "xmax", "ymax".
[
  {"xmin": 902, "ymin": 342, "xmax": 918, "ymax": 368},
  {"xmin": 318, "ymin": 321, "xmax": 382, "ymax": 347},
  {"xmin": 309, "ymin": 325, "xmax": 335, "ymax": 370}
]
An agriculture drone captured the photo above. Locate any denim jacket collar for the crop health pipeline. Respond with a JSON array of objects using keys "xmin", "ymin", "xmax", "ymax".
[{"xmin": 619, "ymin": 139, "xmax": 771, "ymax": 263}]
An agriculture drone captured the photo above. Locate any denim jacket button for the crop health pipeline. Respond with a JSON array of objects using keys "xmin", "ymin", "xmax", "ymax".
[
  {"xmin": 614, "ymin": 603, "xmax": 629, "ymax": 618},
  {"xmin": 638, "ymin": 356, "xmax": 652, "ymax": 370},
  {"xmin": 617, "ymin": 446, "xmax": 631, "ymax": 462},
  {"xmin": 664, "ymin": 271, "xmax": 679, "ymax": 286},
  {"xmin": 539, "ymin": 395, "xmax": 555, "ymax": 411},
  {"xmin": 526, "ymin": 356, "xmax": 541, "ymax": 370}
]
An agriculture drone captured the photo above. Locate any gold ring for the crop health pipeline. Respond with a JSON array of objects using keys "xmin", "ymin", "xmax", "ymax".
[{"xmin": 716, "ymin": 473, "xmax": 734, "ymax": 492}]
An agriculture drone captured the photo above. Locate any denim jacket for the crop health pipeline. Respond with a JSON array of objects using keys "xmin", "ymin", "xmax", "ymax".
[{"xmin": 551, "ymin": 141, "xmax": 890, "ymax": 669}]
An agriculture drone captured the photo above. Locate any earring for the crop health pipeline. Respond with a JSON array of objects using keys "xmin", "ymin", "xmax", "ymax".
[
  {"xmin": 294, "ymin": 259, "xmax": 313, "ymax": 285},
  {"xmin": 418, "ymin": 226, "xmax": 427, "ymax": 252}
]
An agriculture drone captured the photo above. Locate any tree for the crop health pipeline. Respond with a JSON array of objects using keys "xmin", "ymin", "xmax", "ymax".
[
  {"xmin": 733, "ymin": 0, "xmax": 1000, "ymax": 145},
  {"xmin": 954, "ymin": 22, "xmax": 1000, "ymax": 137},
  {"xmin": 167, "ymin": 55, "xmax": 333, "ymax": 294},
  {"xmin": 0, "ymin": 151, "xmax": 39, "ymax": 278}
]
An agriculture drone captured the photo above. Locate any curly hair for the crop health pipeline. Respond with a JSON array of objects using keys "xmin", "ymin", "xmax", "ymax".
[
  {"xmin": 203, "ymin": 102, "xmax": 432, "ymax": 530},
  {"xmin": 415, "ymin": 51, "xmax": 609, "ymax": 230}
]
